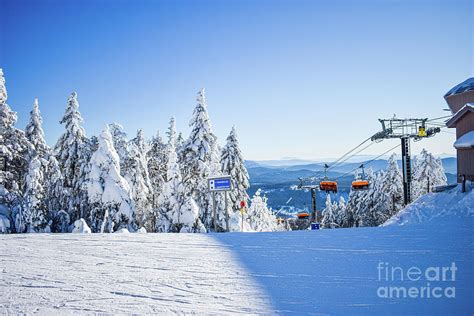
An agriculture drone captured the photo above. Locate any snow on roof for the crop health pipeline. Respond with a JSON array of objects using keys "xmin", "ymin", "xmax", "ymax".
[
  {"xmin": 444, "ymin": 77, "xmax": 474, "ymax": 97},
  {"xmin": 446, "ymin": 103, "xmax": 474, "ymax": 127},
  {"xmin": 454, "ymin": 130, "xmax": 474, "ymax": 149}
]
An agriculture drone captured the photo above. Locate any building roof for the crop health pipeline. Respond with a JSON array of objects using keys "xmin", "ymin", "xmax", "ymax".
[
  {"xmin": 444, "ymin": 78, "xmax": 474, "ymax": 98},
  {"xmin": 454, "ymin": 130, "xmax": 474, "ymax": 149},
  {"xmin": 446, "ymin": 103, "xmax": 474, "ymax": 128}
]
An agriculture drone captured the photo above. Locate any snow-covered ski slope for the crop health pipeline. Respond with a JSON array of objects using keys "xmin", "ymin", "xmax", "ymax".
[{"xmin": 1, "ymin": 189, "xmax": 473, "ymax": 315}]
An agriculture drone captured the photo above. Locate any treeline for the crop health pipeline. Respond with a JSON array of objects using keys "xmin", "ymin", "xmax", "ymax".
[
  {"xmin": 321, "ymin": 150, "xmax": 447, "ymax": 228},
  {"xmin": 0, "ymin": 69, "xmax": 279, "ymax": 234}
]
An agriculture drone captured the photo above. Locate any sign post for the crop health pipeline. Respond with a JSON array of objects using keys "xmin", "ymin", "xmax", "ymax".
[
  {"xmin": 240, "ymin": 200, "xmax": 246, "ymax": 232},
  {"xmin": 208, "ymin": 176, "xmax": 232, "ymax": 232}
]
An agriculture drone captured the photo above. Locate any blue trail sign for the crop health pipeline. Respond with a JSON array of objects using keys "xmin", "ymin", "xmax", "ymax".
[{"xmin": 208, "ymin": 176, "xmax": 232, "ymax": 191}]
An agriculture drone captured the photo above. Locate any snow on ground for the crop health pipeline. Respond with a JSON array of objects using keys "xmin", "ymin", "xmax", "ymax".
[
  {"xmin": 0, "ymin": 234, "xmax": 273, "ymax": 314},
  {"xmin": 1, "ymin": 189, "xmax": 473, "ymax": 314},
  {"xmin": 384, "ymin": 185, "xmax": 474, "ymax": 226}
]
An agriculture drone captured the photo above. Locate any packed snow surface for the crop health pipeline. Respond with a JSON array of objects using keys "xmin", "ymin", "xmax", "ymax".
[{"xmin": 1, "ymin": 190, "xmax": 473, "ymax": 314}]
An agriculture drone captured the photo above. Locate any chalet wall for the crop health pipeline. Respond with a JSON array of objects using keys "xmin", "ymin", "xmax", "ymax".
[
  {"xmin": 457, "ymin": 149, "xmax": 474, "ymax": 182},
  {"xmin": 455, "ymin": 112, "xmax": 474, "ymax": 139}
]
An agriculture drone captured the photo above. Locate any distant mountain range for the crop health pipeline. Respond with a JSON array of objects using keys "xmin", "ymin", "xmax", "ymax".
[
  {"xmin": 248, "ymin": 154, "xmax": 456, "ymax": 168},
  {"xmin": 245, "ymin": 157, "xmax": 457, "ymax": 216}
]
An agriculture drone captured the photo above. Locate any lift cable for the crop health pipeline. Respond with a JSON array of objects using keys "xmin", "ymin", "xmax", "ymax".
[
  {"xmin": 426, "ymin": 115, "xmax": 452, "ymax": 122},
  {"xmin": 325, "ymin": 136, "xmax": 373, "ymax": 171},
  {"xmin": 327, "ymin": 141, "xmax": 377, "ymax": 172},
  {"xmin": 334, "ymin": 143, "xmax": 400, "ymax": 181}
]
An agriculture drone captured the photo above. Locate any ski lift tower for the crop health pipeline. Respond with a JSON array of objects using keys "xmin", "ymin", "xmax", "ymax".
[
  {"xmin": 371, "ymin": 118, "xmax": 440, "ymax": 205},
  {"xmin": 297, "ymin": 178, "xmax": 320, "ymax": 223}
]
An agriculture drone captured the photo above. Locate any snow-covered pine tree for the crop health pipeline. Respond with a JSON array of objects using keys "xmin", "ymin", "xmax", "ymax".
[
  {"xmin": 176, "ymin": 132, "xmax": 185, "ymax": 151},
  {"xmin": 412, "ymin": 149, "xmax": 447, "ymax": 200},
  {"xmin": 147, "ymin": 129, "xmax": 167, "ymax": 213},
  {"xmin": 322, "ymin": 194, "xmax": 337, "ymax": 228},
  {"xmin": 108, "ymin": 123, "xmax": 130, "ymax": 173},
  {"xmin": 246, "ymin": 189, "xmax": 277, "ymax": 232},
  {"xmin": 23, "ymin": 155, "xmax": 50, "ymax": 232},
  {"xmin": 334, "ymin": 196, "xmax": 346, "ymax": 228},
  {"xmin": 166, "ymin": 117, "xmax": 178, "ymax": 149},
  {"xmin": 124, "ymin": 140, "xmax": 153, "ymax": 231},
  {"xmin": 379, "ymin": 153, "xmax": 404, "ymax": 220},
  {"xmin": 343, "ymin": 190, "xmax": 358, "ymax": 228},
  {"xmin": 109, "ymin": 123, "xmax": 154, "ymax": 230},
  {"xmin": 23, "ymin": 98, "xmax": 53, "ymax": 232},
  {"xmin": 220, "ymin": 127, "xmax": 250, "ymax": 228},
  {"xmin": 157, "ymin": 132, "xmax": 205, "ymax": 233},
  {"xmin": 45, "ymin": 155, "xmax": 70, "ymax": 233},
  {"xmin": 25, "ymin": 98, "xmax": 49, "ymax": 158},
  {"xmin": 0, "ymin": 69, "xmax": 32, "ymax": 232},
  {"xmin": 54, "ymin": 92, "xmax": 89, "ymax": 223},
  {"xmin": 179, "ymin": 89, "xmax": 220, "ymax": 229},
  {"xmin": 86, "ymin": 126, "xmax": 136, "ymax": 233},
  {"xmin": 132, "ymin": 129, "xmax": 148, "ymax": 157},
  {"xmin": 345, "ymin": 168, "xmax": 367, "ymax": 227},
  {"xmin": 367, "ymin": 170, "xmax": 392, "ymax": 226},
  {"xmin": 45, "ymin": 155, "xmax": 63, "ymax": 212},
  {"xmin": 350, "ymin": 168, "xmax": 376, "ymax": 227}
]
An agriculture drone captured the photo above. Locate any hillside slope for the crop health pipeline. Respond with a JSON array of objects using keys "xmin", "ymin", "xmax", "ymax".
[{"xmin": 0, "ymin": 188, "xmax": 472, "ymax": 314}]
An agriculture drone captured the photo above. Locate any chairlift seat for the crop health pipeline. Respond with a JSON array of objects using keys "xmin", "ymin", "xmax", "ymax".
[
  {"xmin": 352, "ymin": 179, "xmax": 369, "ymax": 191},
  {"xmin": 319, "ymin": 180, "xmax": 338, "ymax": 193}
]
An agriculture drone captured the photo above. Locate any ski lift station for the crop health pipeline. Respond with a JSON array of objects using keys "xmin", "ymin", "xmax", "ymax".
[{"xmin": 444, "ymin": 77, "xmax": 474, "ymax": 183}]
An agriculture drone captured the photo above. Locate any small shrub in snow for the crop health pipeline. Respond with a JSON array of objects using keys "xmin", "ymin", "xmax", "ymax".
[
  {"xmin": 71, "ymin": 219, "xmax": 91, "ymax": 234},
  {"xmin": 246, "ymin": 189, "xmax": 277, "ymax": 232},
  {"xmin": 115, "ymin": 228, "xmax": 130, "ymax": 234}
]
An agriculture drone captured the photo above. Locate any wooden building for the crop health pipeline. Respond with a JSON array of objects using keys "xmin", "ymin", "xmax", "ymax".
[{"xmin": 444, "ymin": 78, "xmax": 474, "ymax": 182}]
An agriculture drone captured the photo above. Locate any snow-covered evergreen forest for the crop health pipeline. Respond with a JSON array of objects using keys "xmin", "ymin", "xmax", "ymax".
[
  {"xmin": 0, "ymin": 69, "xmax": 280, "ymax": 233},
  {"xmin": 321, "ymin": 152, "xmax": 447, "ymax": 228},
  {"xmin": 0, "ymin": 69, "xmax": 447, "ymax": 234}
]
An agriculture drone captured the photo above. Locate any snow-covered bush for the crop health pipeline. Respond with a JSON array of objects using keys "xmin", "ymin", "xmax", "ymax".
[
  {"xmin": 246, "ymin": 189, "xmax": 277, "ymax": 232},
  {"xmin": 137, "ymin": 227, "xmax": 147, "ymax": 234},
  {"xmin": 228, "ymin": 210, "xmax": 253, "ymax": 232},
  {"xmin": 115, "ymin": 227, "xmax": 130, "ymax": 234},
  {"xmin": 71, "ymin": 218, "xmax": 91, "ymax": 234}
]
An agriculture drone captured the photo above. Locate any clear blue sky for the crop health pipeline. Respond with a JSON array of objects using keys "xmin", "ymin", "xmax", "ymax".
[{"xmin": 1, "ymin": 0, "xmax": 472, "ymax": 160}]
